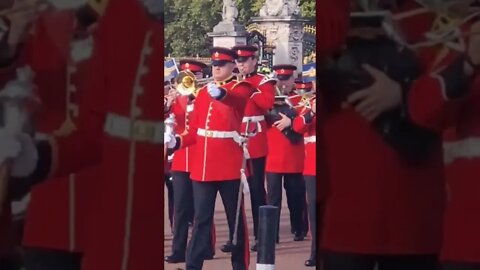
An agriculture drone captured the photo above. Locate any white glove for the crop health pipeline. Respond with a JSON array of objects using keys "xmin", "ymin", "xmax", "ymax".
[
  {"xmin": 164, "ymin": 133, "xmax": 177, "ymax": 149},
  {"xmin": 0, "ymin": 129, "xmax": 22, "ymax": 165},
  {"xmin": 10, "ymin": 133, "xmax": 38, "ymax": 178},
  {"xmin": 207, "ymin": 83, "xmax": 221, "ymax": 98}
]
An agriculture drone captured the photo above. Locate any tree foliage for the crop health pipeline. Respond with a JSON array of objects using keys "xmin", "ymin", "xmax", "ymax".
[{"xmin": 165, "ymin": 0, "xmax": 316, "ymax": 57}]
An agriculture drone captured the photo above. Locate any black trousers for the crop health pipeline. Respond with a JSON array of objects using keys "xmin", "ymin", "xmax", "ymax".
[
  {"xmin": 289, "ymin": 185, "xmax": 308, "ymax": 235},
  {"xmin": 443, "ymin": 262, "xmax": 480, "ymax": 270},
  {"xmin": 323, "ymin": 251, "xmax": 439, "ymax": 270},
  {"xmin": 171, "ymin": 171, "xmax": 214, "ymax": 257},
  {"xmin": 305, "ymin": 175, "xmax": 316, "ymax": 259},
  {"xmin": 246, "ymin": 157, "xmax": 266, "ymax": 239},
  {"xmin": 266, "ymin": 172, "xmax": 305, "ymax": 239},
  {"xmin": 302, "ymin": 184, "xmax": 309, "ymax": 235},
  {"xmin": 187, "ymin": 180, "xmax": 248, "ymax": 270},
  {"xmin": 24, "ymin": 247, "xmax": 82, "ymax": 270},
  {"xmin": 165, "ymin": 173, "xmax": 174, "ymax": 230},
  {"xmin": 0, "ymin": 256, "xmax": 21, "ymax": 270}
]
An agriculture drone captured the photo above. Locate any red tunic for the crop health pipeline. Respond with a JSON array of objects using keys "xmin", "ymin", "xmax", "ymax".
[
  {"xmin": 321, "ymin": 105, "xmax": 445, "ymax": 254},
  {"xmin": 265, "ymin": 104, "xmax": 305, "ymax": 173},
  {"xmin": 48, "ymin": 1, "xmax": 164, "ymax": 269},
  {"xmin": 21, "ymin": 11, "xmax": 97, "ymax": 252},
  {"xmin": 408, "ymin": 50, "xmax": 480, "ymax": 262},
  {"xmin": 391, "ymin": 0, "xmax": 438, "ymax": 47},
  {"xmin": 241, "ymin": 73, "xmax": 275, "ymax": 158},
  {"xmin": 441, "ymin": 81, "xmax": 480, "ymax": 263},
  {"xmin": 169, "ymin": 95, "xmax": 195, "ymax": 172},
  {"xmin": 293, "ymin": 103, "xmax": 316, "ymax": 176},
  {"xmin": 178, "ymin": 79, "xmax": 254, "ymax": 181},
  {"xmin": 317, "ymin": 0, "xmax": 445, "ymax": 254},
  {"xmin": 317, "ymin": 0, "xmax": 350, "ymax": 58}
]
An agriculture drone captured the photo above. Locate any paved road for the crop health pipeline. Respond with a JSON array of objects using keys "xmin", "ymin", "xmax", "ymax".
[{"xmin": 164, "ymin": 187, "xmax": 314, "ymax": 270}]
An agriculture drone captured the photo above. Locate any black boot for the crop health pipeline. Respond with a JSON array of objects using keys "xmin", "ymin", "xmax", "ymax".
[
  {"xmin": 304, "ymin": 258, "xmax": 316, "ymax": 267},
  {"xmin": 204, "ymin": 252, "xmax": 215, "ymax": 260},
  {"xmin": 221, "ymin": 241, "xmax": 234, "ymax": 253},
  {"xmin": 250, "ymin": 240, "xmax": 258, "ymax": 252},
  {"xmin": 164, "ymin": 253, "xmax": 185, "ymax": 263},
  {"xmin": 293, "ymin": 231, "xmax": 304, "ymax": 241}
]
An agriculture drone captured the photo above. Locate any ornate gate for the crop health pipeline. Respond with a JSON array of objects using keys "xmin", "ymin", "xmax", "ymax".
[
  {"xmin": 246, "ymin": 24, "xmax": 274, "ymax": 67},
  {"xmin": 303, "ymin": 24, "xmax": 316, "ymax": 63},
  {"xmin": 247, "ymin": 23, "xmax": 317, "ymax": 66}
]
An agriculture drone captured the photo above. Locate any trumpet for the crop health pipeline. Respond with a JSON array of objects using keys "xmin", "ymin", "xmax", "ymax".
[{"xmin": 175, "ymin": 70, "xmax": 213, "ymax": 96}]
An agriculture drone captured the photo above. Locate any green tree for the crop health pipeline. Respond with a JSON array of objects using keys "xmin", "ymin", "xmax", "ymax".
[
  {"xmin": 165, "ymin": 0, "xmax": 316, "ymax": 57},
  {"xmin": 300, "ymin": 0, "xmax": 316, "ymax": 21},
  {"xmin": 165, "ymin": 0, "xmax": 223, "ymax": 57},
  {"xmin": 236, "ymin": 0, "xmax": 263, "ymax": 25}
]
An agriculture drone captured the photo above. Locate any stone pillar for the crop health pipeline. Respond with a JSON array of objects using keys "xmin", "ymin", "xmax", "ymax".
[
  {"xmin": 208, "ymin": 21, "xmax": 248, "ymax": 48},
  {"xmin": 250, "ymin": 16, "xmax": 308, "ymax": 74}
]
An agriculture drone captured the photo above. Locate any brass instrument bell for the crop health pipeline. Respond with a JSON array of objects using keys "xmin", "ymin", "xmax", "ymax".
[{"xmin": 175, "ymin": 70, "xmax": 198, "ymax": 96}]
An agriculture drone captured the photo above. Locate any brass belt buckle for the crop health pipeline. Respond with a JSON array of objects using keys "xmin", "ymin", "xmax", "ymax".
[
  {"xmin": 133, "ymin": 121, "xmax": 155, "ymax": 142},
  {"xmin": 205, "ymin": 130, "xmax": 213, "ymax": 137}
]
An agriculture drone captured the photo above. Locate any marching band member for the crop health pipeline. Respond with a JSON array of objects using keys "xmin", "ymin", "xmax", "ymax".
[
  {"xmin": 406, "ymin": 2, "xmax": 480, "ymax": 269},
  {"xmin": 1, "ymin": 0, "xmax": 164, "ymax": 269},
  {"xmin": 0, "ymin": 0, "xmax": 36, "ymax": 267},
  {"xmin": 319, "ymin": 3, "xmax": 445, "ymax": 269},
  {"xmin": 164, "ymin": 83, "xmax": 175, "ymax": 231},
  {"xmin": 165, "ymin": 47, "xmax": 254, "ymax": 270},
  {"xmin": 265, "ymin": 64, "xmax": 306, "ymax": 243},
  {"xmin": 292, "ymin": 81, "xmax": 317, "ymax": 267},
  {"xmin": 20, "ymin": 1, "xmax": 106, "ymax": 269},
  {"xmin": 179, "ymin": 59, "xmax": 206, "ymax": 79},
  {"xmin": 164, "ymin": 59, "xmax": 216, "ymax": 264},
  {"xmin": 230, "ymin": 44, "xmax": 275, "ymax": 252}
]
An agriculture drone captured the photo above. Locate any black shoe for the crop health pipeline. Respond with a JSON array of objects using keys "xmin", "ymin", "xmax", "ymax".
[
  {"xmin": 250, "ymin": 241, "xmax": 258, "ymax": 252},
  {"xmin": 164, "ymin": 254, "xmax": 185, "ymax": 263},
  {"xmin": 221, "ymin": 241, "xmax": 234, "ymax": 253},
  {"xmin": 293, "ymin": 232, "xmax": 304, "ymax": 241},
  {"xmin": 204, "ymin": 253, "xmax": 215, "ymax": 260},
  {"xmin": 305, "ymin": 258, "xmax": 316, "ymax": 267}
]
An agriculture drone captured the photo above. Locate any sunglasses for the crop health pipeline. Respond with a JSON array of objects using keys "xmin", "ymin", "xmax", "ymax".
[
  {"xmin": 277, "ymin": 76, "xmax": 292, "ymax": 81},
  {"xmin": 212, "ymin": 61, "xmax": 231, "ymax": 67}
]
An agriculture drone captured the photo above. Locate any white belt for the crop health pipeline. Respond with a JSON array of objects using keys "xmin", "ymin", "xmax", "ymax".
[
  {"xmin": 242, "ymin": 115, "xmax": 265, "ymax": 133},
  {"xmin": 304, "ymin": 136, "xmax": 316, "ymax": 144},
  {"xmin": 197, "ymin": 128, "xmax": 240, "ymax": 139},
  {"xmin": 197, "ymin": 128, "xmax": 250, "ymax": 158},
  {"xmin": 443, "ymin": 137, "xmax": 480, "ymax": 165},
  {"xmin": 242, "ymin": 115, "xmax": 265, "ymax": 122},
  {"xmin": 104, "ymin": 113, "xmax": 163, "ymax": 144}
]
